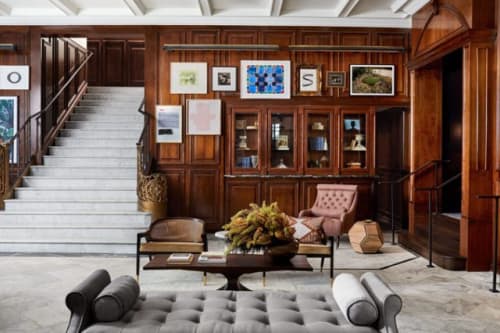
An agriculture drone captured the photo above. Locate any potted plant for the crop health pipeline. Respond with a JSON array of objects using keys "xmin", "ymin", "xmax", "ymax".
[{"xmin": 223, "ymin": 201, "xmax": 297, "ymax": 258}]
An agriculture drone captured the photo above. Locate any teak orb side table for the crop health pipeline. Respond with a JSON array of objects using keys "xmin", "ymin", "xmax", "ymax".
[{"xmin": 348, "ymin": 220, "xmax": 384, "ymax": 253}]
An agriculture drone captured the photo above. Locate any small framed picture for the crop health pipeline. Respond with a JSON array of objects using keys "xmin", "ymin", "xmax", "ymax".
[
  {"xmin": 170, "ymin": 62, "xmax": 207, "ymax": 94},
  {"xmin": 296, "ymin": 65, "xmax": 322, "ymax": 96},
  {"xmin": 156, "ymin": 105, "xmax": 182, "ymax": 143},
  {"xmin": 212, "ymin": 67, "xmax": 237, "ymax": 92},
  {"xmin": 0, "ymin": 96, "xmax": 18, "ymax": 162},
  {"xmin": 326, "ymin": 71, "xmax": 345, "ymax": 88},
  {"xmin": 350, "ymin": 65, "xmax": 395, "ymax": 96},
  {"xmin": 187, "ymin": 99, "xmax": 222, "ymax": 135}
]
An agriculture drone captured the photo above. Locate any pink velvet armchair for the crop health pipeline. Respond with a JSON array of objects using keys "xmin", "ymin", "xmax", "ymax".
[{"xmin": 299, "ymin": 184, "xmax": 359, "ymax": 248}]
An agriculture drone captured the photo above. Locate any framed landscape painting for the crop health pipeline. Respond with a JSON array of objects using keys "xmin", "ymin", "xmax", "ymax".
[
  {"xmin": 350, "ymin": 65, "xmax": 395, "ymax": 96},
  {"xmin": 170, "ymin": 62, "xmax": 207, "ymax": 94},
  {"xmin": 0, "ymin": 96, "xmax": 18, "ymax": 163},
  {"xmin": 241, "ymin": 60, "xmax": 291, "ymax": 99}
]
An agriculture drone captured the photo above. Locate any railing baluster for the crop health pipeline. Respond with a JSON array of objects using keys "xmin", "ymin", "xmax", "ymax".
[{"xmin": 427, "ymin": 190, "xmax": 434, "ymax": 268}]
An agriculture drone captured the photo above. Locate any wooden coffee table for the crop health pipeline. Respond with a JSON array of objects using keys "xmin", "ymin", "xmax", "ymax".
[{"xmin": 143, "ymin": 254, "xmax": 313, "ymax": 290}]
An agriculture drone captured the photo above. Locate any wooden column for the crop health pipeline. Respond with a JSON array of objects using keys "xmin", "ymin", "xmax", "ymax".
[{"xmin": 461, "ymin": 40, "xmax": 495, "ymax": 270}]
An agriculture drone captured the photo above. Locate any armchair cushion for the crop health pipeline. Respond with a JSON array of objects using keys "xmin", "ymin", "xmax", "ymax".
[
  {"xmin": 93, "ymin": 276, "xmax": 140, "ymax": 322},
  {"xmin": 287, "ymin": 216, "xmax": 325, "ymax": 244},
  {"xmin": 311, "ymin": 190, "xmax": 354, "ymax": 218}
]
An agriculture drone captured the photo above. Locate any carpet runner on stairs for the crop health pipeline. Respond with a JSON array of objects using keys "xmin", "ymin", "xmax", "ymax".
[{"xmin": 0, "ymin": 86, "xmax": 151, "ymax": 254}]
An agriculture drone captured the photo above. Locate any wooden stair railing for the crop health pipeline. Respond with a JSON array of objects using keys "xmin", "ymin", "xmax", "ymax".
[
  {"xmin": 378, "ymin": 159, "xmax": 450, "ymax": 245},
  {"xmin": 0, "ymin": 48, "xmax": 93, "ymax": 209}
]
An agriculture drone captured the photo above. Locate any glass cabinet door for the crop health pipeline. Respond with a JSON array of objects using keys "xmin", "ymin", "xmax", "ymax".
[
  {"xmin": 269, "ymin": 111, "xmax": 297, "ymax": 172},
  {"xmin": 305, "ymin": 110, "xmax": 333, "ymax": 173},
  {"xmin": 341, "ymin": 113, "xmax": 367, "ymax": 171},
  {"xmin": 233, "ymin": 112, "xmax": 260, "ymax": 172}
]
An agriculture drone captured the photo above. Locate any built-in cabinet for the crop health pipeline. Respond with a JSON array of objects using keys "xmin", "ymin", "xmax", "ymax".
[{"xmin": 224, "ymin": 104, "xmax": 377, "ymax": 222}]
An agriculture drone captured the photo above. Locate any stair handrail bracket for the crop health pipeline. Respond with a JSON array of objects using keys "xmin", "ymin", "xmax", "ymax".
[
  {"xmin": 136, "ymin": 99, "xmax": 168, "ymax": 221},
  {"xmin": 377, "ymin": 159, "xmax": 450, "ymax": 245},
  {"xmin": 0, "ymin": 49, "xmax": 93, "ymax": 209}
]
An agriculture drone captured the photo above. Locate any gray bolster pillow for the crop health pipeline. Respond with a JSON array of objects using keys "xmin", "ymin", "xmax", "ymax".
[
  {"xmin": 333, "ymin": 273, "xmax": 378, "ymax": 326},
  {"xmin": 93, "ymin": 275, "xmax": 140, "ymax": 322}
]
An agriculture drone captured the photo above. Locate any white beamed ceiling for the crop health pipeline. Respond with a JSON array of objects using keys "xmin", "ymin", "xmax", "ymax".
[{"xmin": 0, "ymin": 0, "xmax": 430, "ymax": 27}]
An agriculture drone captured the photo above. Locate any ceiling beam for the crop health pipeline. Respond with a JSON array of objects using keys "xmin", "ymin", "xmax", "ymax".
[
  {"xmin": 48, "ymin": 0, "xmax": 78, "ymax": 16},
  {"xmin": 0, "ymin": 1, "xmax": 11, "ymax": 15},
  {"xmin": 123, "ymin": 0, "xmax": 146, "ymax": 16},
  {"xmin": 198, "ymin": 0, "xmax": 212, "ymax": 16},
  {"xmin": 391, "ymin": 0, "xmax": 410, "ymax": 13},
  {"xmin": 400, "ymin": 0, "xmax": 431, "ymax": 15},
  {"xmin": 269, "ymin": 0, "xmax": 284, "ymax": 16},
  {"xmin": 333, "ymin": 0, "xmax": 360, "ymax": 17}
]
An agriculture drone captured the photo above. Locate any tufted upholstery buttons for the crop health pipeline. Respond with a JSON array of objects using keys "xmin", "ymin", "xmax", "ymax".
[{"xmin": 83, "ymin": 290, "xmax": 374, "ymax": 333}]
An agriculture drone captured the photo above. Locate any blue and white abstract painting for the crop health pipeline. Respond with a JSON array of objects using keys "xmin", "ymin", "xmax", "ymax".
[{"xmin": 241, "ymin": 61, "xmax": 290, "ymax": 99}]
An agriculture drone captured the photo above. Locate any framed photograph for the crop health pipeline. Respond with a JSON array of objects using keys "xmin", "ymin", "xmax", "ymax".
[
  {"xmin": 350, "ymin": 65, "xmax": 395, "ymax": 96},
  {"xmin": 326, "ymin": 71, "xmax": 345, "ymax": 88},
  {"xmin": 212, "ymin": 67, "xmax": 237, "ymax": 92},
  {"xmin": 170, "ymin": 62, "xmax": 207, "ymax": 94},
  {"xmin": 156, "ymin": 105, "xmax": 182, "ymax": 143},
  {"xmin": 296, "ymin": 65, "xmax": 322, "ymax": 96},
  {"xmin": 0, "ymin": 96, "xmax": 18, "ymax": 163},
  {"xmin": 187, "ymin": 99, "xmax": 221, "ymax": 135},
  {"xmin": 0, "ymin": 66, "xmax": 29, "ymax": 90},
  {"xmin": 240, "ymin": 60, "xmax": 291, "ymax": 99}
]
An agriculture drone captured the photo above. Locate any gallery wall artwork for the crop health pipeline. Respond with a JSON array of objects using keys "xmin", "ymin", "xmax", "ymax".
[
  {"xmin": 350, "ymin": 65, "xmax": 395, "ymax": 96},
  {"xmin": 187, "ymin": 99, "xmax": 221, "ymax": 135},
  {"xmin": 240, "ymin": 60, "xmax": 291, "ymax": 99},
  {"xmin": 156, "ymin": 105, "xmax": 182, "ymax": 143},
  {"xmin": 0, "ymin": 66, "xmax": 29, "ymax": 90},
  {"xmin": 297, "ymin": 65, "xmax": 322, "ymax": 96},
  {"xmin": 170, "ymin": 62, "xmax": 207, "ymax": 94},
  {"xmin": 0, "ymin": 96, "xmax": 18, "ymax": 163},
  {"xmin": 212, "ymin": 67, "xmax": 237, "ymax": 92}
]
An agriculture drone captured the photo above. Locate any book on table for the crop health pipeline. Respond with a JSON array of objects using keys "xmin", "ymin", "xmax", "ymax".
[
  {"xmin": 166, "ymin": 253, "xmax": 193, "ymax": 263},
  {"xmin": 198, "ymin": 252, "xmax": 226, "ymax": 264}
]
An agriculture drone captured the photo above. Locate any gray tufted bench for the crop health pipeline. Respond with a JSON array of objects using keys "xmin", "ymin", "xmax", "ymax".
[{"xmin": 66, "ymin": 269, "xmax": 402, "ymax": 333}]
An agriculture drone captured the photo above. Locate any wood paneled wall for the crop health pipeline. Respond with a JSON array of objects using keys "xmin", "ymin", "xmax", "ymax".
[
  {"xmin": 87, "ymin": 38, "xmax": 144, "ymax": 86},
  {"xmin": 146, "ymin": 26, "xmax": 410, "ymax": 231},
  {"xmin": 410, "ymin": 0, "xmax": 497, "ymax": 271}
]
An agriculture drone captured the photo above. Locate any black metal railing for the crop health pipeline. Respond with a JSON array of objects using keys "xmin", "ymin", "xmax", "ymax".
[
  {"xmin": 416, "ymin": 172, "xmax": 461, "ymax": 268},
  {"xmin": 378, "ymin": 159, "xmax": 450, "ymax": 245},
  {"xmin": 136, "ymin": 98, "xmax": 152, "ymax": 176},
  {"xmin": 1, "ymin": 50, "xmax": 93, "ymax": 204}
]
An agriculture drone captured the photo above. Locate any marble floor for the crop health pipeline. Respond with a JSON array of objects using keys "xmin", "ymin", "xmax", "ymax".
[{"xmin": 1, "ymin": 239, "xmax": 500, "ymax": 333}]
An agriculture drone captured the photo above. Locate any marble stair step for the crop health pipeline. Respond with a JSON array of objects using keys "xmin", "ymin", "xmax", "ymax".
[
  {"xmin": 55, "ymin": 137, "xmax": 137, "ymax": 147},
  {"xmin": 22, "ymin": 176, "xmax": 136, "ymax": 188},
  {"xmin": 59, "ymin": 128, "xmax": 139, "ymax": 139},
  {"xmin": 0, "ymin": 211, "xmax": 150, "ymax": 226},
  {"xmin": 15, "ymin": 188, "xmax": 137, "ymax": 200},
  {"xmin": 74, "ymin": 105, "xmax": 139, "ymax": 113},
  {"xmin": 64, "ymin": 121, "xmax": 142, "ymax": 130},
  {"xmin": 3, "ymin": 199, "xmax": 139, "ymax": 212},
  {"xmin": 29, "ymin": 166, "xmax": 136, "ymax": 177},
  {"xmin": 0, "ymin": 242, "xmax": 137, "ymax": 254},
  {"xmin": 87, "ymin": 86, "xmax": 144, "ymax": 93},
  {"xmin": 78, "ymin": 100, "xmax": 141, "ymax": 107},
  {"xmin": 48, "ymin": 146, "xmax": 136, "ymax": 158},
  {"xmin": 70, "ymin": 113, "xmax": 143, "ymax": 122},
  {"xmin": 43, "ymin": 156, "xmax": 136, "ymax": 167},
  {"xmin": 83, "ymin": 94, "xmax": 143, "ymax": 101}
]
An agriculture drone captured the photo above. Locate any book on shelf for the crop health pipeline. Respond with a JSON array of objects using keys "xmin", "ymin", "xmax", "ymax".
[
  {"xmin": 166, "ymin": 253, "xmax": 193, "ymax": 264},
  {"xmin": 197, "ymin": 252, "xmax": 226, "ymax": 263}
]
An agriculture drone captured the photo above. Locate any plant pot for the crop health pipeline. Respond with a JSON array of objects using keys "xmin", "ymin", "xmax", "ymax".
[{"xmin": 266, "ymin": 241, "xmax": 299, "ymax": 263}]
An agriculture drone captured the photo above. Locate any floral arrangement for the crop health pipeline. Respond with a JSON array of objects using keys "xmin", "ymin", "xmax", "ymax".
[{"xmin": 223, "ymin": 201, "xmax": 295, "ymax": 253}]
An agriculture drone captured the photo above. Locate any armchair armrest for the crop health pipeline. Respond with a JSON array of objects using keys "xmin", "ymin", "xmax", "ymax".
[
  {"xmin": 298, "ymin": 209, "xmax": 314, "ymax": 217},
  {"xmin": 65, "ymin": 269, "xmax": 111, "ymax": 333}
]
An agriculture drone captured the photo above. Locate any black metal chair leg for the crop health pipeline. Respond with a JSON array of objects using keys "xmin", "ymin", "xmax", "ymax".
[
  {"xmin": 320, "ymin": 257, "xmax": 325, "ymax": 272},
  {"xmin": 336, "ymin": 236, "xmax": 340, "ymax": 249},
  {"xmin": 330, "ymin": 237, "xmax": 335, "ymax": 282}
]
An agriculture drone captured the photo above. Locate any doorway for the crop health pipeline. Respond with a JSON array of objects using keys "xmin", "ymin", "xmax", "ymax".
[{"xmin": 441, "ymin": 49, "xmax": 462, "ymax": 214}]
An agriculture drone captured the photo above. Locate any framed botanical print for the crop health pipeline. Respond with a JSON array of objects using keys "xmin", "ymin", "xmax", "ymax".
[
  {"xmin": 170, "ymin": 62, "xmax": 207, "ymax": 94},
  {"xmin": 240, "ymin": 60, "xmax": 291, "ymax": 99}
]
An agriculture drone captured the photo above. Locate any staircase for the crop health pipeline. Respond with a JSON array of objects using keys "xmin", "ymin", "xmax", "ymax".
[{"xmin": 0, "ymin": 86, "xmax": 151, "ymax": 254}]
